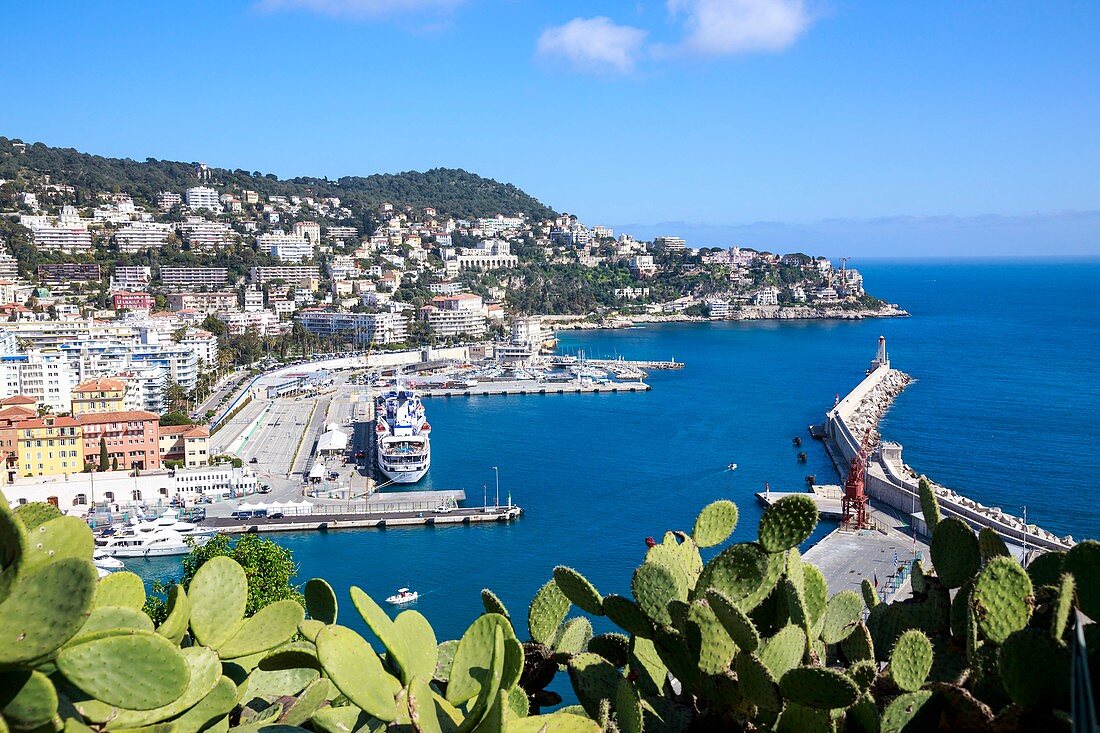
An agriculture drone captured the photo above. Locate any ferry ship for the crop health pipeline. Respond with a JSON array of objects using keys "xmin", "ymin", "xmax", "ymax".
[{"xmin": 375, "ymin": 386, "xmax": 431, "ymax": 483}]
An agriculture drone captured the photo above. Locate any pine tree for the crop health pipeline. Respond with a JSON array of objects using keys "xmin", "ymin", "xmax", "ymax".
[{"xmin": 98, "ymin": 438, "xmax": 109, "ymax": 472}]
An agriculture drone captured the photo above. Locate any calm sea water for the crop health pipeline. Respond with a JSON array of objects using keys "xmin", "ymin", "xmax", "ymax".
[{"xmin": 135, "ymin": 259, "xmax": 1100, "ymax": 648}]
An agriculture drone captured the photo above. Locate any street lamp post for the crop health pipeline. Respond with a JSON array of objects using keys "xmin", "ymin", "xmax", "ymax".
[{"xmin": 493, "ymin": 466, "xmax": 499, "ymax": 508}]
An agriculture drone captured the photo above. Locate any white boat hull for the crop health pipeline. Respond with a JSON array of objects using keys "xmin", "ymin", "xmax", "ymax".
[
  {"xmin": 379, "ymin": 464, "xmax": 430, "ymax": 484},
  {"xmin": 104, "ymin": 544, "xmax": 192, "ymax": 558}
]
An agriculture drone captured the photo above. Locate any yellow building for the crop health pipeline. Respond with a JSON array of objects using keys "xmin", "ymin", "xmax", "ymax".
[
  {"xmin": 17, "ymin": 416, "xmax": 83, "ymax": 477},
  {"xmin": 70, "ymin": 378, "xmax": 126, "ymax": 415}
]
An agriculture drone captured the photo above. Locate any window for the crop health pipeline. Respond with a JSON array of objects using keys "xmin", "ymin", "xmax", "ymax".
[
  {"xmin": 131, "ymin": 490, "xmax": 142, "ymax": 501},
  {"xmin": 73, "ymin": 493, "xmax": 87, "ymax": 506},
  {"xmin": 104, "ymin": 491, "xmax": 115, "ymax": 502}
]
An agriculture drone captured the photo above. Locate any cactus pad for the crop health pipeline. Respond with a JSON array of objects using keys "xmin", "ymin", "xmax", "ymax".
[
  {"xmin": 587, "ymin": 632, "xmax": 630, "ymax": 668},
  {"xmin": 77, "ymin": 605, "xmax": 155, "ymax": 638},
  {"xmin": 1051, "ymin": 573, "xmax": 1073, "ymax": 639},
  {"xmin": 734, "ymin": 653, "xmax": 781, "ymax": 718},
  {"xmin": 861, "ymin": 578, "xmax": 879, "ymax": 610},
  {"xmin": 170, "ymin": 676, "xmax": 236, "ymax": 733},
  {"xmin": 56, "ymin": 631, "xmax": 189, "ymax": 710},
  {"xmin": 156, "ymin": 585, "xmax": 190, "ymax": 645},
  {"xmin": 0, "ymin": 498, "xmax": 26, "ymax": 604},
  {"xmin": 0, "ymin": 557, "xmax": 96, "ymax": 664},
  {"xmin": 22, "ymin": 516, "xmax": 94, "ymax": 571},
  {"xmin": 13, "ymin": 502, "xmax": 62, "ymax": 530},
  {"xmin": 978, "ymin": 528, "xmax": 1010, "ymax": 562},
  {"xmin": 567, "ymin": 652, "xmax": 621, "ymax": 719},
  {"xmin": 889, "ymin": 629, "xmax": 933, "ymax": 692},
  {"xmin": 775, "ymin": 701, "xmax": 832, "ymax": 733},
  {"xmin": 705, "ymin": 590, "xmax": 760, "ymax": 652},
  {"xmin": 779, "ymin": 666, "xmax": 859, "ymax": 710},
  {"xmin": 840, "ymin": 621, "xmax": 875, "ymax": 664},
  {"xmin": 109, "ymin": 646, "xmax": 221, "ymax": 728},
  {"xmin": 1026, "ymin": 550, "xmax": 1065, "ymax": 588},
  {"xmin": 972, "ymin": 556, "xmax": 1033, "ymax": 644},
  {"xmin": 880, "ymin": 690, "xmax": 936, "ymax": 733},
  {"xmin": 802, "ymin": 563, "xmax": 828, "ymax": 635},
  {"xmin": 218, "ymin": 599, "xmax": 304, "ymax": 659},
  {"xmin": 392, "ymin": 609, "xmax": 439, "ymax": 683},
  {"xmin": 847, "ymin": 659, "xmax": 878, "ymax": 692},
  {"xmin": 188, "ymin": 556, "xmax": 247, "ymax": 649},
  {"xmin": 821, "ymin": 590, "xmax": 862, "ymax": 644},
  {"xmin": 998, "ymin": 628, "xmax": 1069, "ymax": 710},
  {"xmin": 0, "ymin": 670, "xmax": 58, "ymax": 729},
  {"xmin": 94, "ymin": 571, "xmax": 147, "ymax": 610},
  {"xmin": 315, "ymin": 624, "xmax": 398, "ymax": 721},
  {"xmin": 631, "ymin": 561, "xmax": 683, "ymax": 626},
  {"xmin": 918, "ymin": 477, "xmax": 940, "ymax": 531},
  {"xmin": 553, "ymin": 566, "xmax": 605, "ymax": 616},
  {"xmin": 687, "ymin": 600, "xmax": 737, "ymax": 675},
  {"xmin": 1063, "ymin": 540, "xmax": 1100, "ymax": 621},
  {"xmin": 434, "ymin": 639, "xmax": 458, "ymax": 682},
  {"xmin": 759, "ymin": 624, "xmax": 806, "ymax": 679},
  {"xmin": 692, "ymin": 499, "xmax": 739, "ymax": 548},
  {"xmin": 553, "ymin": 616, "xmax": 593, "ymax": 656},
  {"xmin": 480, "ymin": 588, "xmax": 510, "ymax": 619},
  {"xmin": 446, "ymin": 612, "xmax": 515, "ymax": 705},
  {"xmin": 929, "ymin": 517, "xmax": 981, "ymax": 589},
  {"xmin": 601, "ymin": 594, "xmax": 653, "ymax": 639},
  {"xmin": 507, "ymin": 713, "xmax": 601, "ymax": 732},
  {"xmin": 695, "ymin": 542, "xmax": 781, "ymax": 612},
  {"xmin": 758, "ymin": 495, "xmax": 818, "ymax": 553},
  {"xmin": 303, "ymin": 578, "xmax": 337, "ymax": 624},
  {"xmin": 528, "ymin": 578, "xmax": 570, "ymax": 646}
]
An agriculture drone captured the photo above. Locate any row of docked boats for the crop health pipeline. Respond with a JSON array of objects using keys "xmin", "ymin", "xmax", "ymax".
[{"xmin": 94, "ymin": 509, "xmax": 216, "ymax": 559}]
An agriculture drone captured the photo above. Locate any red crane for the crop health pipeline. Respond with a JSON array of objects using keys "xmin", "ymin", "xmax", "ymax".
[{"xmin": 841, "ymin": 427, "xmax": 873, "ymax": 530}]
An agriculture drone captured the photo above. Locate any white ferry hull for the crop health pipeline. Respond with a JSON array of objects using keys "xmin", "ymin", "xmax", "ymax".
[{"xmin": 379, "ymin": 464, "xmax": 430, "ymax": 484}]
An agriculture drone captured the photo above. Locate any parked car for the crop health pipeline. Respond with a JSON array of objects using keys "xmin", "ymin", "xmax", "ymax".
[
  {"xmin": 435, "ymin": 504, "xmax": 455, "ymax": 514},
  {"xmin": 269, "ymin": 511, "xmax": 284, "ymax": 519},
  {"xmin": 231, "ymin": 510, "xmax": 253, "ymax": 520},
  {"xmin": 249, "ymin": 457, "xmax": 258, "ymax": 463}
]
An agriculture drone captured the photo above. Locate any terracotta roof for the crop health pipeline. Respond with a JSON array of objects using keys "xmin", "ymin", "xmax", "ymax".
[
  {"xmin": 73, "ymin": 377, "xmax": 126, "ymax": 393},
  {"xmin": 75, "ymin": 411, "xmax": 159, "ymax": 425},
  {"xmin": 21, "ymin": 417, "xmax": 81, "ymax": 429},
  {"xmin": 159, "ymin": 424, "xmax": 210, "ymax": 438},
  {"xmin": 0, "ymin": 396, "xmax": 37, "ymax": 406},
  {"xmin": 0, "ymin": 406, "xmax": 37, "ymax": 420}
]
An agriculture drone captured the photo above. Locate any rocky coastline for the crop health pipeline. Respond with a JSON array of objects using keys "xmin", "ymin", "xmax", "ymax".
[
  {"xmin": 546, "ymin": 303, "xmax": 909, "ymax": 332},
  {"xmin": 839, "ymin": 367, "xmax": 914, "ymax": 450}
]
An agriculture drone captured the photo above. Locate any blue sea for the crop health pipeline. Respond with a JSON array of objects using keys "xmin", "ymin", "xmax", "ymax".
[{"xmin": 134, "ymin": 259, "xmax": 1100, "ymax": 648}]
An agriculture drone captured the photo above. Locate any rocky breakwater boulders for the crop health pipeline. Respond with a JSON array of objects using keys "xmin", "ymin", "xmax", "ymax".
[{"xmin": 841, "ymin": 368, "xmax": 913, "ymax": 449}]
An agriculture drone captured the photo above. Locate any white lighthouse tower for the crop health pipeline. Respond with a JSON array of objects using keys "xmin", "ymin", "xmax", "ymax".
[{"xmin": 870, "ymin": 335, "xmax": 889, "ymax": 371}]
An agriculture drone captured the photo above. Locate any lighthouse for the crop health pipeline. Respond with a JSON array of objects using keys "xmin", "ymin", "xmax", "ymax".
[{"xmin": 870, "ymin": 335, "xmax": 889, "ymax": 371}]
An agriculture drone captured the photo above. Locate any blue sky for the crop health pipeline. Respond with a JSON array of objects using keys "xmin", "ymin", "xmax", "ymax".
[{"xmin": 3, "ymin": 1, "xmax": 1098, "ymax": 256}]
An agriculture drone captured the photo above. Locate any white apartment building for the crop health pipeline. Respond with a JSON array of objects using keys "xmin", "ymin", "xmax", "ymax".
[
  {"xmin": 476, "ymin": 215, "xmax": 525, "ymax": 236},
  {"xmin": 271, "ymin": 299, "xmax": 296, "ymax": 319},
  {"xmin": 328, "ymin": 256, "xmax": 359, "ymax": 281},
  {"xmin": 654, "ymin": 236, "xmax": 687, "ymax": 252},
  {"xmin": 419, "ymin": 294, "xmax": 487, "ymax": 338},
  {"xmin": 455, "ymin": 239, "xmax": 518, "ymax": 271},
  {"xmin": 0, "ymin": 351, "xmax": 75, "ymax": 412},
  {"xmin": 0, "ymin": 249, "xmax": 18, "ymax": 280},
  {"xmin": 753, "ymin": 287, "xmax": 780, "ymax": 306},
  {"xmin": 243, "ymin": 288, "xmax": 264, "ymax": 312},
  {"xmin": 120, "ymin": 366, "xmax": 166, "ymax": 414},
  {"xmin": 214, "ymin": 310, "xmax": 281, "ymax": 337},
  {"xmin": 185, "ymin": 186, "xmax": 220, "ymax": 211},
  {"xmin": 157, "ymin": 192, "xmax": 182, "ymax": 211},
  {"xmin": 296, "ymin": 311, "xmax": 409, "ymax": 345},
  {"xmin": 258, "ymin": 232, "xmax": 314, "ymax": 262},
  {"xmin": 629, "ymin": 255, "xmax": 656, "ymax": 276},
  {"xmin": 292, "ymin": 221, "xmax": 321, "ymax": 246},
  {"xmin": 30, "ymin": 226, "xmax": 93, "ymax": 253},
  {"xmin": 179, "ymin": 330, "xmax": 219, "ymax": 369},
  {"xmin": 167, "ymin": 292, "xmax": 238, "ymax": 314},
  {"xmin": 706, "ymin": 298, "xmax": 733, "ymax": 319},
  {"xmin": 326, "ymin": 226, "xmax": 358, "ymax": 242},
  {"xmin": 249, "ymin": 266, "xmax": 321, "ymax": 289},
  {"xmin": 115, "ymin": 222, "xmax": 171, "ymax": 252},
  {"xmin": 160, "ymin": 267, "xmax": 229, "ymax": 290},
  {"xmin": 178, "ymin": 217, "xmax": 232, "ymax": 250},
  {"xmin": 111, "ymin": 266, "xmax": 153, "ymax": 292},
  {"xmin": 428, "ymin": 282, "xmax": 464, "ymax": 296}
]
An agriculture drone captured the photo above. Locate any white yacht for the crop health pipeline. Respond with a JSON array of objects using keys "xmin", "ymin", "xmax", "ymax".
[
  {"xmin": 130, "ymin": 509, "xmax": 216, "ymax": 540},
  {"xmin": 93, "ymin": 548, "xmax": 125, "ymax": 571},
  {"xmin": 97, "ymin": 528, "xmax": 208, "ymax": 558},
  {"xmin": 375, "ymin": 386, "xmax": 431, "ymax": 484}
]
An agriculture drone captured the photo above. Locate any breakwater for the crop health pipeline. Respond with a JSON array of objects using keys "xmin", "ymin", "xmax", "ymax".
[{"xmin": 820, "ymin": 338, "xmax": 1074, "ymax": 553}]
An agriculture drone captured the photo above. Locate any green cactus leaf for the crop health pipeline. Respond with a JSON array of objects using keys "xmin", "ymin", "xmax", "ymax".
[
  {"xmin": 998, "ymin": 628, "xmax": 1069, "ymax": 710},
  {"xmin": 802, "ymin": 563, "xmax": 828, "ymax": 638},
  {"xmin": 705, "ymin": 589, "xmax": 760, "ymax": 652},
  {"xmin": 0, "ymin": 557, "xmax": 96, "ymax": 665},
  {"xmin": 553, "ymin": 617, "xmax": 593, "ymax": 656},
  {"xmin": 880, "ymin": 690, "xmax": 936, "ymax": 733},
  {"xmin": 22, "ymin": 516, "xmax": 94, "ymax": 571},
  {"xmin": 156, "ymin": 585, "xmax": 190, "ymax": 645},
  {"xmin": 92, "ymin": 571, "xmax": 146, "ymax": 611},
  {"xmin": 76, "ymin": 605, "xmax": 155, "ymax": 638},
  {"xmin": 235, "ymin": 661, "xmax": 318, "ymax": 703},
  {"xmin": 506, "ymin": 712, "xmax": 601, "ymax": 732},
  {"xmin": 309, "ymin": 707, "xmax": 372, "ymax": 733},
  {"xmin": 612, "ymin": 677, "xmax": 642, "ymax": 733},
  {"xmin": 297, "ymin": 619, "xmax": 323, "ymax": 644},
  {"xmin": 846, "ymin": 694, "xmax": 880, "ymax": 733},
  {"xmin": 759, "ymin": 625, "xmax": 806, "ymax": 679},
  {"xmin": 889, "ymin": 629, "xmax": 933, "ymax": 692},
  {"xmin": 567, "ymin": 652, "xmax": 621, "ymax": 720},
  {"xmin": 627, "ymin": 637, "xmax": 668, "ymax": 698},
  {"xmin": 505, "ymin": 684, "xmax": 529, "ymax": 720},
  {"xmin": 257, "ymin": 641, "xmax": 321, "ymax": 673},
  {"xmin": 315, "ymin": 624, "xmax": 398, "ymax": 721},
  {"xmin": 14, "ymin": 502, "xmax": 63, "ymax": 530},
  {"xmin": 978, "ymin": 528, "xmax": 1010, "ymax": 562},
  {"xmin": 692, "ymin": 499, "xmax": 739, "ymax": 548},
  {"xmin": 601, "ymin": 594, "xmax": 654, "ymax": 639},
  {"xmin": 631, "ymin": 561, "xmax": 683, "ymax": 627},
  {"xmin": 929, "ymin": 517, "xmax": 981, "ymax": 589},
  {"xmin": 758, "ymin": 495, "xmax": 818, "ymax": 553},
  {"xmin": 1026, "ymin": 550, "xmax": 1065, "ymax": 587},
  {"xmin": 587, "ymin": 632, "xmax": 630, "ymax": 668},
  {"xmin": 821, "ymin": 590, "xmax": 862, "ymax": 644},
  {"xmin": 927, "ymin": 681, "xmax": 994, "ymax": 732},
  {"xmin": 695, "ymin": 542, "xmax": 782, "ymax": 612},
  {"xmin": 434, "ymin": 639, "xmax": 459, "ymax": 683},
  {"xmin": 686, "ymin": 600, "xmax": 736, "ymax": 675},
  {"xmin": 0, "ymin": 495, "xmax": 26, "ymax": 604},
  {"xmin": 480, "ymin": 588, "xmax": 510, "ymax": 619},
  {"xmin": 840, "ymin": 620, "xmax": 875, "ymax": 663},
  {"xmin": 108, "ymin": 646, "xmax": 221, "ymax": 729},
  {"xmin": 734, "ymin": 652, "xmax": 781, "ymax": 719},
  {"xmin": 188, "ymin": 557, "xmax": 247, "ymax": 649},
  {"xmin": 528, "ymin": 578, "xmax": 570, "ymax": 646},
  {"xmin": 405, "ymin": 676, "xmax": 443, "ymax": 733},
  {"xmin": 918, "ymin": 477, "xmax": 940, "ymax": 532},
  {"xmin": 553, "ymin": 567, "xmax": 605, "ymax": 616},
  {"xmin": 848, "ymin": 660, "xmax": 878, "ymax": 692},
  {"xmin": 910, "ymin": 559, "xmax": 928, "ymax": 596},
  {"xmin": 861, "ymin": 578, "xmax": 879, "ymax": 609},
  {"xmin": 218, "ymin": 600, "xmax": 305, "ymax": 659},
  {"xmin": 646, "ymin": 536, "xmax": 701, "ymax": 592},
  {"xmin": 447, "ymin": 612, "xmax": 516, "ymax": 705},
  {"xmin": 775, "ymin": 701, "xmax": 832, "ymax": 733},
  {"xmin": 392, "ymin": 609, "xmax": 439, "ymax": 683},
  {"xmin": 349, "ymin": 586, "xmax": 421, "ymax": 683},
  {"xmin": 780, "ymin": 666, "xmax": 859, "ymax": 710},
  {"xmin": 1063, "ymin": 540, "xmax": 1100, "ymax": 621},
  {"xmin": 0, "ymin": 670, "xmax": 58, "ymax": 729},
  {"xmin": 303, "ymin": 578, "xmax": 337, "ymax": 624},
  {"xmin": 56, "ymin": 631, "xmax": 190, "ymax": 710},
  {"xmin": 276, "ymin": 678, "xmax": 334, "ymax": 727},
  {"xmin": 651, "ymin": 627, "xmax": 697, "ymax": 692},
  {"xmin": 972, "ymin": 556, "xmax": 1033, "ymax": 644},
  {"xmin": 1051, "ymin": 573, "xmax": 1074, "ymax": 639},
  {"xmin": 453, "ymin": 624, "xmax": 505, "ymax": 733},
  {"xmin": 110, "ymin": 724, "xmax": 180, "ymax": 733}
]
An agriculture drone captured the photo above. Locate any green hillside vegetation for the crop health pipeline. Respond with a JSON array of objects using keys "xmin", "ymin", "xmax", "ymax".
[{"xmin": 0, "ymin": 136, "xmax": 556, "ymax": 220}]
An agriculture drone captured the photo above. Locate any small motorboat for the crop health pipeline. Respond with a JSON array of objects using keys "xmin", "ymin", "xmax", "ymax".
[
  {"xmin": 727, "ymin": 463, "xmax": 738, "ymax": 471},
  {"xmin": 93, "ymin": 549, "xmax": 125, "ymax": 571},
  {"xmin": 386, "ymin": 588, "xmax": 419, "ymax": 605}
]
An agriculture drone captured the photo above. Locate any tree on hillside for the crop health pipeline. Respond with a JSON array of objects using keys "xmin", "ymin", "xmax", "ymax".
[
  {"xmin": 159, "ymin": 411, "xmax": 193, "ymax": 427},
  {"xmin": 98, "ymin": 438, "xmax": 109, "ymax": 472},
  {"xmin": 164, "ymin": 381, "xmax": 188, "ymax": 413}
]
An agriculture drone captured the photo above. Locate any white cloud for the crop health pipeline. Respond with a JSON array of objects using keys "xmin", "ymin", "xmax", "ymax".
[
  {"xmin": 254, "ymin": 0, "xmax": 464, "ymax": 19},
  {"xmin": 668, "ymin": 0, "xmax": 813, "ymax": 55},
  {"xmin": 536, "ymin": 17, "xmax": 649, "ymax": 74}
]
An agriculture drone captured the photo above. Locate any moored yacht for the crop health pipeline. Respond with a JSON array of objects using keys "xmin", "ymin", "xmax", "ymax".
[
  {"xmin": 97, "ymin": 528, "xmax": 208, "ymax": 558},
  {"xmin": 375, "ymin": 386, "xmax": 431, "ymax": 484}
]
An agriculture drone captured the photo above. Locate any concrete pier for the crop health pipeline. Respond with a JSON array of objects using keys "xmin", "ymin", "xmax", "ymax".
[
  {"xmin": 420, "ymin": 379, "xmax": 650, "ymax": 398},
  {"xmin": 207, "ymin": 504, "xmax": 523, "ymax": 534}
]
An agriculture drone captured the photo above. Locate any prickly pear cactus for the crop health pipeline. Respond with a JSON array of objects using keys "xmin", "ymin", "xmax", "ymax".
[
  {"xmin": 758, "ymin": 494, "xmax": 818, "ymax": 553},
  {"xmin": 889, "ymin": 629, "xmax": 933, "ymax": 692}
]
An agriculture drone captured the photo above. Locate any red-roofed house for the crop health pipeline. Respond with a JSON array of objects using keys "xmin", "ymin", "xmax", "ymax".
[
  {"xmin": 158, "ymin": 424, "xmax": 210, "ymax": 468},
  {"xmin": 76, "ymin": 411, "xmax": 161, "ymax": 471}
]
